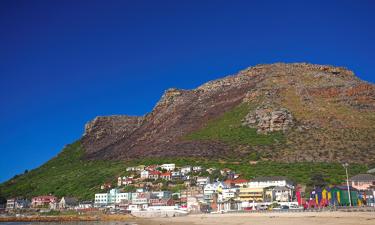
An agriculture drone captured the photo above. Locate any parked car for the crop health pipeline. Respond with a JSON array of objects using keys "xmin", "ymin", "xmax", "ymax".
[
  {"xmin": 289, "ymin": 204, "xmax": 303, "ymax": 210},
  {"xmin": 257, "ymin": 204, "xmax": 268, "ymax": 210}
]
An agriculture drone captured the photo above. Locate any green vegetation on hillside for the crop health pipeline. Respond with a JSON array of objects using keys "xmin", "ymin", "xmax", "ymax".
[
  {"xmin": 0, "ymin": 142, "xmax": 127, "ymax": 200},
  {"xmin": 185, "ymin": 103, "xmax": 284, "ymax": 146},
  {"xmin": 0, "ymin": 141, "xmax": 368, "ymax": 200}
]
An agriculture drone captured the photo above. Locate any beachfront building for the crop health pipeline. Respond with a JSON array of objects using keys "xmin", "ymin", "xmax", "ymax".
[
  {"xmin": 204, "ymin": 182, "xmax": 229, "ymax": 203},
  {"xmin": 6, "ymin": 198, "xmax": 30, "ymax": 210},
  {"xmin": 237, "ymin": 187, "xmax": 264, "ymax": 202},
  {"xmin": 248, "ymin": 176, "xmax": 294, "ymax": 189},
  {"xmin": 31, "ymin": 195, "xmax": 57, "ymax": 208},
  {"xmin": 271, "ymin": 186, "xmax": 293, "ymax": 202},
  {"xmin": 59, "ymin": 197, "xmax": 78, "ymax": 209},
  {"xmin": 349, "ymin": 174, "xmax": 375, "ymax": 191}
]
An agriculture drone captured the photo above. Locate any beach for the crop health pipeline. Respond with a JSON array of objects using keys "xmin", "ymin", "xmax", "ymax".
[{"xmin": 136, "ymin": 211, "xmax": 375, "ymax": 225}]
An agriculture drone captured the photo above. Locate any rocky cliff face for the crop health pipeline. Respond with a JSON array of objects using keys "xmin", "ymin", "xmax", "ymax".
[{"xmin": 81, "ymin": 63, "xmax": 375, "ymax": 163}]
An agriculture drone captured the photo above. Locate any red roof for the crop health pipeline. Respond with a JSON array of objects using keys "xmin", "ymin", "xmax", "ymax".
[
  {"xmin": 225, "ymin": 179, "xmax": 249, "ymax": 185},
  {"xmin": 233, "ymin": 179, "xmax": 248, "ymax": 183},
  {"xmin": 149, "ymin": 170, "xmax": 161, "ymax": 175}
]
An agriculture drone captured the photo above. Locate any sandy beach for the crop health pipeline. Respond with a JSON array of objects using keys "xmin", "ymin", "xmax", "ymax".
[{"xmin": 136, "ymin": 211, "xmax": 375, "ymax": 225}]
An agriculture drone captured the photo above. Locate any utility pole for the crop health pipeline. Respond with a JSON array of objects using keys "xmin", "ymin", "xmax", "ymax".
[{"xmin": 342, "ymin": 163, "xmax": 352, "ymax": 207}]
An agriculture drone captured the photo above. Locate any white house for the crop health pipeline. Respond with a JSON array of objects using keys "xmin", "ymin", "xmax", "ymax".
[
  {"xmin": 181, "ymin": 166, "xmax": 192, "ymax": 174},
  {"xmin": 141, "ymin": 170, "xmax": 149, "ymax": 179},
  {"xmin": 94, "ymin": 188, "xmax": 121, "ymax": 207},
  {"xmin": 272, "ymin": 186, "xmax": 292, "ymax": 202},
  {"xmin": 248, "ymin": 176, "xmax": 294, "ymax": 189},
  {"xmin": 160, "ymin": 163, "xmax": 176, "ymax": 171},
  {"xmin": 95, "ymin": 193, "xmax": 109, "ymax": 206},
  {"xmin": 118, "ymin": 176, "xmax": 133, "ymax": 186},
  {"xmin": 204, "ymin": 182, "xmax": 229, "ymax": 202},
  {"xmin": 196, "ymin": 177, "xmax": 210, "ymax": 186},
  {"xmin": 193, "ymin": 166, "xmax": 202, "ymax": 172},
  {"xmin": 116, "ymin": 192, "xmax": 132, "ymax": 204},
  {"xmin": 59, "ymin": 197, "xmax": 78, "ymax": 209},
  {"xmin": 218, "ymin": 188, "xmax": 238, "ymax": 202}
]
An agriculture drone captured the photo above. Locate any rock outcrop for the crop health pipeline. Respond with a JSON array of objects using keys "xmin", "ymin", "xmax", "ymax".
[
  {"xmin": 242, "ymin": 107, "xmax": 294, "ymax": 134},
  {"xmin": 81, "ymin": 115, "xmax": 144, "ymax": 155},
  {"xmin": 81, "ymin": 63, "xmax": 375, "ymax": 163}
]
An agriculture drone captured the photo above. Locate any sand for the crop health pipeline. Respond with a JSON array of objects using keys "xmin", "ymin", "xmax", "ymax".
[{"xmin": 136, "ymin": 211, "xmax": 375, "ymax": 225}]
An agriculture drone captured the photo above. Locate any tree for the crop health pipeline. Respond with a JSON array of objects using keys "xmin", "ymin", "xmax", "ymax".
[{"xmin": 308, "ymin": 173, "xmax": 327, "ymax": 188}]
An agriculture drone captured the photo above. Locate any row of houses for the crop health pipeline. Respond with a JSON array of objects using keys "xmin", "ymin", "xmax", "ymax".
[
  {"xmin": 94, "ymin": 176, "xmax": 296, "ymax": 212},
  {"xmin": 5, "ymin": 196, "xmax": 92, "ymax": 211}
]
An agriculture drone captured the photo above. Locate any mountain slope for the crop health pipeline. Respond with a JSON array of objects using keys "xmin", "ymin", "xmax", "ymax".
[
  {"xmin": 2, "ymin": 62, "xmax": 375, "ymax": 199},
  {"xmin": 82, "ymin": 63, "xmax": 375, "ymax": 163},
  {"xmin": 0, "ymin": 141, "xmax": 369, "ymax": 199}
]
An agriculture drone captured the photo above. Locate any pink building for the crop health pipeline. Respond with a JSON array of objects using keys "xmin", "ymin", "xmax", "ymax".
[
  {"xmin": 349, "ymin": 174, "xmax": 375, "ymax": 191},
  {"xmin": 31, "ymin": 195, "xmax": 57, "ymax": 208}
]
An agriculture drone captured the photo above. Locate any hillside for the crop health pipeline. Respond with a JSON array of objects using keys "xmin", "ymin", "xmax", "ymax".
[
  {"xmin": 2, "ymin": 62, "xmax": 375, "ymax": 199},
  {"xmin": 0, "ymin": 141, "xmax": 369, "ymax": 199},
  {"xmin": 82, "ymin": 63, "xmax": 375, "ymax": 163}
]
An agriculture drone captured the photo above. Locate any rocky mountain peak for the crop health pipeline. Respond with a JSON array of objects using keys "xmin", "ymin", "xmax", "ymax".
[{"xmin": 81, "ymin": 63, "xmax": 375, "ymax": 163}]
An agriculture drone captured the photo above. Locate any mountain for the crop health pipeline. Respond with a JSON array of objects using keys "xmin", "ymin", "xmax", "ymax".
[
  {"xmin": 1, "ymin": 63, "xmax": 374, "ymax": 199},
  {"xmin": 82, "ymin": 63, "xmax": 375, "ymax": 163}
]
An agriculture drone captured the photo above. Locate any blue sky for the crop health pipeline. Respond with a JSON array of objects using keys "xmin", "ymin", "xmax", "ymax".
[{"xmin": 0, "ymin": 0, "xmax": 374, "ymax": 182}]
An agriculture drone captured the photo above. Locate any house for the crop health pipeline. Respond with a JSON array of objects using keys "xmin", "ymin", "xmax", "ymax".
[
  {"xmin": 271, "ymin": 186, "xmax": 293, "ymax": 202},
  {"xmin": 118, "ymin": 176, "xmax": 133, "ymax": 186},
  {"xmin": 148, "ymin": 170, "xmax": 161, "ymax": 180},
  {"xmin": 206, "ymin": 168, "xmax": 216, "ymax": 174},
  {"xmin": 126, "ymin": 167, "xmax": 136, "ymax": 172},
  {"xmin": 181, "ymin": 166, "xmax": 192, "ymax": 174},
  {"xmin": 349, "ymin": 174, "xmax": 375, "ymax": 191},
  {"xmin": 220, "ymin": 168, "xmax": 232, "ymax": 176},
  {"xmin": 149, "ymin": 198, "xmax": 174, "ymax": 206},
  {"xmin": 160, "ymin": 172, "xmax": 172, "ymax": 180},
  {"xmin": 127, "ymin": 165, "xmax": 145, "ymax": 172},
  {"xmin": 171, "ymin": 171, "xmax": 182, "ymax": 179},
  {"xmin": 237, "ymin": 187, "xmax": 264, "ymax": 202},
  {"xmin": 248, "ymin": 176, "xmax": 294, "ymax": 189},
  {"xmin": 224, "ymin": 179, "xmax": 249, "ymax": 188},
  {"xmin": 193, "ymin": 166, "xmax": 202, "ymax": 172},
  {"xmin": 196, "ymin": 177, "xmax": 210, "ymax": 186},
  {"xmin": 59, "ymin": 197, "xmax": 78, "ymax": 209},
  {"xmin": 6, "ymin": 199, "xmax": 30, "ymax": 210},
  {"xmin": 101, "ymin": 182, "xmax": 112, "ymax": 190},
  {"xmin": 140, "ymin": 170, "xmax": 149, "ymax": 179},
  {"xmin": 204, "ymin": 182, "xmax": 229, "ymax": 203},
  {"xmin": 78, "ymin": 201, "xmax": 93, "ymax": 209},
  {"xmin": 145, "ymin": 164, "xmax": 159, "ymax": 171},
  {"xmin": 151, "ymin": 191, "xmax": 172, "ymax": 199},
  {"xmin": 180, "ymin": 186, "xmax": 204, "ymax": 203},
  {"xmin": 218, "ymin": 188, "xmax": 239, "ymax": 202},
  {"xmin": 160, "ymin": 163, "xmax": 176, "ymax": 171},
  {"xmin": 31, "ymin": 195, "xmax": 57, "ymax": 208},
  {"xmin": 95, "ymin": 188, "xmax": 132, "ymax": 207}
]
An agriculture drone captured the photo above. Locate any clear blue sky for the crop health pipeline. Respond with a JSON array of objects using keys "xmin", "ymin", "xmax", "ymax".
[{"xmin": 1, "ymin": 0, "xmax": 374, "ymax": 182}]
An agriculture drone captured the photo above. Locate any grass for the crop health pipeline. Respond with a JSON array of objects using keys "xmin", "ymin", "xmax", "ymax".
[
  {"xmin": 185, "ymin": 103, "xmax": 285, "ymax": 146},
  {"xmin": 0, "ymin": 141, "xmax": 369, "ymax": 200},
  {"xmin": 0, "ymin": 141, "xmax": 127, "ymax": 200}
]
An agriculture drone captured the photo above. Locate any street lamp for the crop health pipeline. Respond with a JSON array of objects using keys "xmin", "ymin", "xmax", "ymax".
[{"xmin": 342, "ymin": 163, "xmax": 352, "ymax": 207}]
